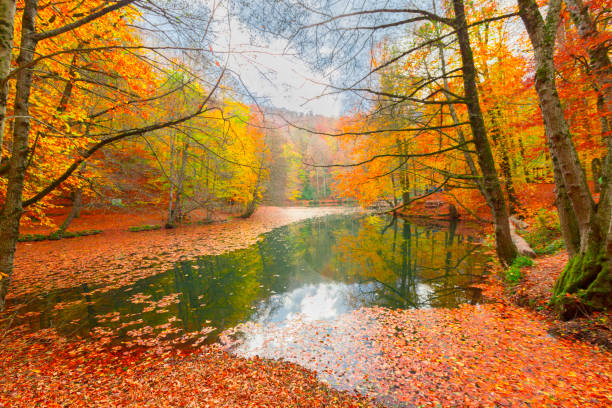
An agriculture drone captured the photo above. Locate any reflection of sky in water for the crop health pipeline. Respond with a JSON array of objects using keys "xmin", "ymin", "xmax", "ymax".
[
  {"xmin": 252, "ymin": 279, "xmax": 435, "ymax": 327},
  {"xmin": 229, "ymin": 284, "xmax": 386, "ymax": 393},
  {"xmin": 11, "ymin": 214, "xmax": 488, "ymax": 405},
  {"xmin": 15, "ymin": 213, "xmax": 486, "ymax": 366},
  {"xmin": 230, "ymin": 279, "xmax": 436, "ymax": 394},
  {"xmin": 258, "ymin": 282, "xmax": 366, "ymax": 323}
]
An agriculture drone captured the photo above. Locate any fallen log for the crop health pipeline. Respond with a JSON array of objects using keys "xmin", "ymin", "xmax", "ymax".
[{"xmin": 509, "ymin": 218, "xmax": 536, "ymax": 258}]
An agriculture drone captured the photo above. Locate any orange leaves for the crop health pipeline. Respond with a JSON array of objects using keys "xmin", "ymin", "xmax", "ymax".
[
  {"xmin": 5, "ymin": 0, "xmax": 158, "ymax": 226},
  {"xmin": 226, "ymin": 300, "xmax": 612, "ymax": 407},
  {"xmin": 3, "ymin": 208, "xmax": 612, "ymax": 407},
  {"xmin": 0, "ymin": 327, "xmax": 374, "ymax": 407},
  {"xmin": 11, "ymin": 206, "xmax": 346, "ymax": 299}
]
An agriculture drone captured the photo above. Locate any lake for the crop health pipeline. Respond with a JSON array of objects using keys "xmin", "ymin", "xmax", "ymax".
[{"xmin": 15, "ymin": 213, "xmax": 488, "ymax": 352}]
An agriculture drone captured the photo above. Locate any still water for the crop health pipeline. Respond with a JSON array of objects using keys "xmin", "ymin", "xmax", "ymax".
[{"xmin": 17, "ymin": 214, "xmax": 488, "ymax": 348}]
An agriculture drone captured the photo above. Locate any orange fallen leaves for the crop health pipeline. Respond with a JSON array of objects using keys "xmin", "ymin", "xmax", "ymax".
[
  {"xmin": 2, "ymin": 208, "xmax": 611, "ymax": 407},
  {"xmin": 225, "ymin": 302, "xmax": 612, "ymax": 407},
  {"xmin": 9, "ymin": 207, "xmax": 350, "ymax": 302},
  {"xmin": 0, "ymin": 327, "xmax": 373, "ymax": 407}
]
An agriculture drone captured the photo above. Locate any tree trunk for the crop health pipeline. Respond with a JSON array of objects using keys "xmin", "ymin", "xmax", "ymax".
[
  {"xmin": 166, "ymin": 131, "xmax": 177, "ymax": 228},
  {"xmin": 242, "ymin": 160, "xmax": 265, "ymax": 219},
  {"xmin": 57, "ymin": 188, "xmax": 83, "ymax": 234},
  {"xmin": 0, "ymin": 0, "xmax": 39, "ymax": 311},
  {"xmin": 565, "ymin": 0, "xmax": 612, "ymax": 136},
  {"xmin": 488, "ymin": 107, "xmax": 522, "ymax": 214},
  {"xmin": 175, "ymin": 138, "xmax": 189, "ymax": 221},
  {"xmin": 519, "ymin": 0, "xmax": 611, "ymax": 317},
  {"xmin": 0, "ymin": 0, "xmax": 16, "ymax": 160},
  {"xmin": 552, "ymin": 153, "xmax": 581, "ymax": 256},
  {"xmin": 519, "ymin": 0, "xmax": 595, "ymax": 244},
  {"xmin": 452, "ymin": 0, "xmax": 517, "ymax": 266}
]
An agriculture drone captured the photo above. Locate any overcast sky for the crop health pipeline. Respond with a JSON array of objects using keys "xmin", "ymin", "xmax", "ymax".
[{"xmin": 212, "ymin": 4, "xmax": 343, "ymax": 117}]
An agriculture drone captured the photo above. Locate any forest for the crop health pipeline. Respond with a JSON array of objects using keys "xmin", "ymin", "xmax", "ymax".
[{"xmin": 0, "ymin": 0, "xmax": 610, "ymax": 407}]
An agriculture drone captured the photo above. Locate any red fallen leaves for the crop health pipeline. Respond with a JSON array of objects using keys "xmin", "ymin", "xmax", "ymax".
[
  {"xmin": 0, "ymin": 327, "xmax": 374, "ymax": 407},
  {"xmin": 225, "ymin": 303, "xmax": 612, "ymax": 407},
  {"xmin": 510, "ymin": 252, "xmax": 612, "ymax": 349},
  {"xmin": 510, "ymin": 252, "xmax": 568, "ymax": 308},
  {"xmin": 3, "ymin": 208, "xmax": 612, "ymax": 407},
  {"xmin": 9, "ymin": 206, "xmax": 350, "ymax": 302}
]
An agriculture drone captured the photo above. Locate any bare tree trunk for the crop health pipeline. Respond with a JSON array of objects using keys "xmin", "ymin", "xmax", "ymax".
[
  {"xmin": 174, "ymin": 137, "xmax": 189, "ymax": 223},
  {"xmin": 565, "ymin": 0, "xmax": 612, "ymax": 136},
  {"xmin": 166, "ymin": 131, "xmax": 176, "ymax": 228},
  {"xmin": 552, "ymin": 153, "xmax": 581, "ymax": 256},
  {"xmin": 488, "ymin": 107, "xmax": 522, "ymax": 214},
  {"xmin": 436, "ymin": 38, "xmax": 483, "ymax": 195},
  {"xmin": 452, "ymin": 0, "xmax": 517, "ymax": 266},
  {"xmin": 242, "ymin": 160, "xmax": 265, "ymax": 218},
  {"xmin": 396, "ymin": 138, "xmax": 411, "ymax": 206},
  {"xmin": 564, "ymin": 0, "xmax": 612, "ymax": 256},
  {"xmin": 519, "ymin": 0, "xmax": 595, "ymax": 244},
  {"xmin": 0, "ymin": 0, "xmax": 39, "ymax": 311},
  {"xmin": 0, "ymin": 0, "xmax": 16, "ymax": 160}
]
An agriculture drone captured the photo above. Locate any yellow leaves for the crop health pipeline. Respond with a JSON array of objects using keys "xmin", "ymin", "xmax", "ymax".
[{"xmin": 4, "ymin": 0, "xmax": 166, "ymax": 227}]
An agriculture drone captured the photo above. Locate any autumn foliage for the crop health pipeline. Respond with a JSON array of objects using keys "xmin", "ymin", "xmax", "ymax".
[{"xmin": 1, "ymin": 0, "xmax": 612, "ymax": 407}]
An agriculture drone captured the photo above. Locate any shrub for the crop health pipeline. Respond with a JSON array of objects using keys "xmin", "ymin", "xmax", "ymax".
[
  {"xmin": 535, "ymin": 238, "xmax": 565, "ymax": 255},
  {"xmin": 128, "ymin": 224, "xmax": 161, "ymax": 232},
  {"xmin": 505, "ymin": 256, "xmax": 534, "ymax": 283},
  {"xmin": 18, "ymin": 229, "xmax": 102, "ymax": 242}
]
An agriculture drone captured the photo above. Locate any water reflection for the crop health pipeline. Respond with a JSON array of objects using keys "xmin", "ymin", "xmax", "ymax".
[{"xmin": 14, "ymin": 214, "xmax": 487, "ymax": 346}]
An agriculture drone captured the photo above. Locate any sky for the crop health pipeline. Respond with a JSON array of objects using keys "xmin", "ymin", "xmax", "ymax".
[{"xmin": 215, "ymin": 4, "xmax": 343, "ymax": 117}]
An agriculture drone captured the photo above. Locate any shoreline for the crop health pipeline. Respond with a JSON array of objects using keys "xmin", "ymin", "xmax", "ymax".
[{"xmin": 9, "ymin": 206, "xmax": 359, "ymax": 301}]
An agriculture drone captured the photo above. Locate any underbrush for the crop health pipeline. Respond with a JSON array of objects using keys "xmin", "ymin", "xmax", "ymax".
[
  {"xmin": 523, "ymin": 209, "xmax": 565, "ymax": 255},
  {"xmin": 19, "ymin": 229, "xmax": 102, "ymax": 242},
  {"xmin": 128, "ymin": 224, "xmax": 161, "ymax": 232},
  {"xmin": 505, "ymin": 256, "xmax": 534, "ymax": 283}
]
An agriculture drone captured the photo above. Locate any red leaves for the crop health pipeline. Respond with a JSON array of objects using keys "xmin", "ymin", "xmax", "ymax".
[
  {"xmin": 224, "ymin": 303, "xmax": 612, "ymax": 407},
  {"xmin": 0, "ymin": 326, "xmax": 374, "ymax": 407},
  {"xmin": 4, "ymin": 208, "xmax": 612, "ymax": 407},
  {"xmin": 11, "ymin": 207, "xmax": 347, "ymax": 300}
]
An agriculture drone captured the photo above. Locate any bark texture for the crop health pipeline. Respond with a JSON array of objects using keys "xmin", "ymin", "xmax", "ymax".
[
  {"xmin": 58, "ymin": 188, "xmax": 83, "ymax": 233},
  {"xmin": 519, "ymin": 0, "xmax": 612, "ymax": 317},
  {"xmin": 551, "ymin": 145, "xmax": 581, "ymax": 256},
  {"xmin": 0, "ymin": 0, "xmax": 16, "ymax": 159},
  {"xmin": 0, "ymin": 0, "xmax": 38, "ymax": 311},
  {"xmin": 241, "ymin": 161, "xmax": 265, "ymax": 219},
  {"xmin": 452, "ymin": 0, "xmax": 517, "ymax": 266}
]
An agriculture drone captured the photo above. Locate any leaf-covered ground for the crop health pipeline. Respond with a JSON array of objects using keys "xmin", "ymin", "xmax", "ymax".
[
  {"xmin": 0, "ymin": 327, "xmax": 373, "ymax": 407},
  {"xmin": 510, "ymin": 252, "xmax": 612, "ymax": 350},
  {"xmin": 9, "ymin": 206, "xmax": 351, "ymax": 300},
  {"xmin": 2, "ymin": 207, "xmax": 611, "ymax": 407},
  {"xmin": 223, "ymin": 302, "xmax": 611, "ymax": 407}
]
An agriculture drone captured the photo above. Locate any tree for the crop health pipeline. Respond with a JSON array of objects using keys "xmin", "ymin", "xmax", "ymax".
[
  {"xmin": 518, "ymin": 0, "xmax": 611, "ymax": 316},
  {"xmin": 237, "ymin": 0, "xmax": 518, "ymax": 264},
  {"xmin": 0, "ymin": 0, "xmax": 225, "ymax": 310},
  {"xmin": 0, "ymin": 0, "xmax": 16, "ymax": 160}
]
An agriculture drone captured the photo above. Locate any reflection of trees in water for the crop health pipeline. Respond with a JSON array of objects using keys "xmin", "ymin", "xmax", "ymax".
[
  {"xmin": 17, "ymin": 214, "xmax": 485, "ymax": 342},
  {"xmin": 335, "ymin": 216, "xmax": 486, "ymax": 309}
]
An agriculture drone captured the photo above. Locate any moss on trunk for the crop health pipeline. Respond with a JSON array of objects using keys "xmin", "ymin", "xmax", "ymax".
[{"xmin": 552, "ymin": 246, "xmax": 611, "ymax": 319}]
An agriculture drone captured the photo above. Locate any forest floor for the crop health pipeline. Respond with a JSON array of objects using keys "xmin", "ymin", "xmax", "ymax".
[
  {"xmin": 1, "ymin": 206, "xmax": 611, "ymax": 407},
  {"xmin": 510, "ymin": 252, "xmax": 612, "ymax": 350}
]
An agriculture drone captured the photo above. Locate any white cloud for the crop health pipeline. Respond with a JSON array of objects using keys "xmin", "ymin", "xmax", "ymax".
[{"xmin": 213, "ymin": 4, "xmax": 342, "ymax": 116}]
